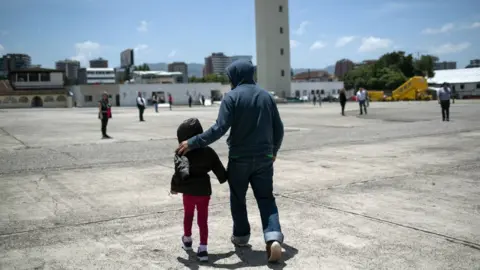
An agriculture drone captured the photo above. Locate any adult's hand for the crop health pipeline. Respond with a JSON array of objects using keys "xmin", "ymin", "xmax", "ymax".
[{"xmin": 177, "ymin": 140, "xmax": 190, "ymax": 155}]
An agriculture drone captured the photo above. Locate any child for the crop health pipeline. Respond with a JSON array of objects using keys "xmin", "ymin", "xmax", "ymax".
[{"xmin": 171, "ymin": 118, "xmax": 227, "ymax": 262}]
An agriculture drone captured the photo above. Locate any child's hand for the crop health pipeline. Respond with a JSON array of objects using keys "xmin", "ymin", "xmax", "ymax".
[{"xmin": 170, "ymin": 190, "xmax": 178, "ymax": 195}]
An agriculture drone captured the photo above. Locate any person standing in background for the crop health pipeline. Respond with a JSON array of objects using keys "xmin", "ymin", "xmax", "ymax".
[
  {"xmin": 137, "ymin": 92, "xmax": 146, "ymax": 122},
  {"xmin": 201, "ymin": 95, "xmax": 206, "ymax": 106},
  {"xmin": 356, "ymin": 88, "xmax": 367, "ymax": 115},
  {"xmin": 98, "ymin": 92, "xmax": 112, "ymax": 139},
  {"xmin": 168, "ymin": 93, "xmax": 173, "ymax": 111},
  {"xmin": 312, "ymin": 93, "xmax": 317, "ymax": 106},
  {"xmin": 188, "ymin": 95, "xmax": 193, "ymax": 108},
  {"xmin": 438, "ymin": 82, "xmax": 452, "ymax": 121},
  {"xmin": 152, "ymin": 94, "xmax": 158, "ymax": 113},
  {"xmin": 339, "ymin": 89, "xmax": 347, "ymax": 116}
]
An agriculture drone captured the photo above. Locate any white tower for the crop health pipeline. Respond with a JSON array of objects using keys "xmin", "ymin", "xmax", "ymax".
[{"xmin": 255, "ymin": 0, "xmax": 291, "ymax": 98}]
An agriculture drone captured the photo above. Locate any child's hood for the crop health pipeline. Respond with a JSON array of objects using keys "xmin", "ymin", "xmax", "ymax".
[{"xmin": 177, "ymin": 118, "xmax": 204, "ymax": 143}]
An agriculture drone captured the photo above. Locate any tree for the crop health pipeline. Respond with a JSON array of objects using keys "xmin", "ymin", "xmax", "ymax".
[
  {"xmin": 414, "ymin": 55, "xmax": 436, "ymax": 78},
  {"xmin": 134, "ymin": 63, "xmax": 150, "ymax": 71}
]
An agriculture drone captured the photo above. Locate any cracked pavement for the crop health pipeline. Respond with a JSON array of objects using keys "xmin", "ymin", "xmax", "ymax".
[{"xmin": 0, "ymin": 101, "xmax": 479, "ymax": 269}]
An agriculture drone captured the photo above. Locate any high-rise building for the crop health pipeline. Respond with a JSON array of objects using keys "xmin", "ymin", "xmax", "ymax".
[
  {"xmin": 334, "ymin": 59, "xmax": 354, "ymax": 78},
  {"xmin": 434, "ymin": 61, "xmax": 457, "ymax": 70},
  {"xmin": 255, "ymin": 0, "xmax": 291, "ymax": 98},
  {"xmin": 168, "ymin": 62, "xmax": 188, "ymax": 83},
  {"xmin": 230, "ymin": 55, "xmax": 253, "ymax": 63},
  {"xmin": 204, "ymin": 53, "xmax": 231, "ymax": 76},
  {"xmin": 0, "ymin": 53, "xmax": 32, "ymax": 76},
  {"xmin": 89, "ymin": 58, "xmax": 108, "ymax": 68},
  {"xmin": 466, "ymin": 59, "xmax": 480, "ymax": 68},
  {"xmin": 55, "ymin": 59, "xmax": 80, "ymax": 81}
]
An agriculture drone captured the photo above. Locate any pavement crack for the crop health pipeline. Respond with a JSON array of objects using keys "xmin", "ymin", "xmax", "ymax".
[
  {"xmin": 0, "ymin": 127, "xmax": 28, "ymax": 147},
  {"xmin": 277, "ymin": 193, "xmax": 480, "ymax": 251}
]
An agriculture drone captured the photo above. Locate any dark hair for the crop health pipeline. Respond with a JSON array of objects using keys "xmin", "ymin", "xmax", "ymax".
[{"xmin": 176, "ymin": 118, "xmax": 203, "ymax": 143}]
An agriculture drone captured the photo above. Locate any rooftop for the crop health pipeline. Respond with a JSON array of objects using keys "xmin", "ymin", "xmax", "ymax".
[
  {"xmin": 10, "ymin": 68, "xmax": 60, "ymax": 73},
  {"xmin": 427, "ymin": 67, "xmax": 480, "ymax": 84},
  {"xmin": 133, "ymin": 71, "xmax": 182, "ymax": 76},
  {"xmin": 86, "ymin": 68, "xmax": 115, "ymax": 72}
]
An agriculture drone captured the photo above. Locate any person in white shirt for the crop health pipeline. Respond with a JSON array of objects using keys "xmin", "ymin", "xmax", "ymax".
[
  {"xmin": 136, "ymin": 92, "xmax": 146, "ymax": 122},
  {"xmin": 356, "ymin": 88, "xmax": 367, "ymax": 115}
]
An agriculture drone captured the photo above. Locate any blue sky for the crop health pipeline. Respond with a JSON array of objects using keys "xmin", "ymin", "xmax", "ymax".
[{"xmin": 0, "ymin": 0, "xmax": 479, "ymax": 69}]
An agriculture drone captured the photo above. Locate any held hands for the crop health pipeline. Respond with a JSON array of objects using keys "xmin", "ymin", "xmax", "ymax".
[{"xmin": 177, "ymin": 140, "xmax": 190, "ymax": 155}]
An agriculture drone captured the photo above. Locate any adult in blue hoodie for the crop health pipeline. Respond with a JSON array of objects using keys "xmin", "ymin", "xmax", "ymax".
[{"xmin": 177, "ymin": 60, "xmax": 285, "ymax": 263}]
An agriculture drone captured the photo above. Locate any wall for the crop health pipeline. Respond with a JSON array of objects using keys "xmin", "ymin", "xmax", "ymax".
[
  {"xmin": 13, "ymin": 72, "xmax": 64, "ymax": 89},
  {"xmin": 451, "ymin": 82, "xmax": 480, "ymax": 98},
  {"xmin": 291, "ymin": 81, "xmax": 345, "ymax": 97},
  {"xmin": 119, "ymin": 83, "xmax": 230, "ymax": 106},
  {"xmin": 0, "ymin": 94, "xmax": 67, "ymax": 108},
  {"xmin": 71, "ymin": 84, "xmax": 120, "ymax": 107}
]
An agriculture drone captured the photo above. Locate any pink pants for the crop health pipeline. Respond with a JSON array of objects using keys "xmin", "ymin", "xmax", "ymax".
[{"xmin": 183, "ymin": 194, "xmax": 210, "ymax": 245}]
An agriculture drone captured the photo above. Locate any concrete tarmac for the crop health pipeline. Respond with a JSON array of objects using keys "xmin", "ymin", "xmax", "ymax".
[{"xmin": 0, "ymin": 101, "xmax": 479, "ymax": 269}]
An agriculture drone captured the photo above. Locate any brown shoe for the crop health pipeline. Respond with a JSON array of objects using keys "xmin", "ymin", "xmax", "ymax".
[{"xmin": 266, "ymin": 241, "xmax": 282, "ymax": 263}]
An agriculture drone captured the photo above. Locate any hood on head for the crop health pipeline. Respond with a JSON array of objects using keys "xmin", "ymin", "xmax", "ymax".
[
  {"xmin": 226, "ymin": 60, "xmax": 255, "ymax": 89},
  {"xmin": 177, "ymin": 118, "xmax": 203, "ymax": 143}
]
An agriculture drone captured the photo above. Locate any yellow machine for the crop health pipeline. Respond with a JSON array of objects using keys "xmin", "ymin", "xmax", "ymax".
[
  {"xmin": 391, "ymin": 76, "xmax": 432, "ymax": 101},
  {"xmin": 367, "ymin": 90, "xmax": 385, "ymax": 101}
]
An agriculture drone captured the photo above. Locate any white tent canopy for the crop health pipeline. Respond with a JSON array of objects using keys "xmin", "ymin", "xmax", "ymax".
[{"xmin": 427, "ymin": 68, "xmax": 480, "ymax": 84}]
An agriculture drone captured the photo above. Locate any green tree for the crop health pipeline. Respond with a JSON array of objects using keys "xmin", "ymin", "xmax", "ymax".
[
  {"xmin": 134, "ymin": 64, "xmax": 150, "ymax": 71},
  {"xmin": 414, "ymin": 55, "xmax": 437, "ymax": 78}
]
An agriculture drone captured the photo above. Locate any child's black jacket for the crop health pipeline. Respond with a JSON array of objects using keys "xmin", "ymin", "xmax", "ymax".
[{"xmin": 171, "ymin": 118, "xmax": 227, "ymax": 196}]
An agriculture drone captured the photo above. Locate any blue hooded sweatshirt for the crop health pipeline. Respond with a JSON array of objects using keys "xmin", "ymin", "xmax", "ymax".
[{"xmin": 188, "ymin": 60, "xmax": 284, "ymax": 157}]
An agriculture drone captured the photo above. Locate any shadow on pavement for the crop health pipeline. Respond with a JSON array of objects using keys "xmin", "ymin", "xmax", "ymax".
[{"xmin": 177, "ymin": 243, "xmax": 298, "ymax": 269}]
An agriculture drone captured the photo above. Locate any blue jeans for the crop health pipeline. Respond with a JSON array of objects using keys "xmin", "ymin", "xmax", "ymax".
[
  {"xmin": 154, "ymin": 103, "xmax": 158, "ymax": 113},
  {"xmin": 227, "ymin": 155, "xmax": 283, "ymax": 243}
]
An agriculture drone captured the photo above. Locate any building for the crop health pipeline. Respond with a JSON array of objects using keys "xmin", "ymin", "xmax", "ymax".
[
  {"xmin": 334, "ymin": 59, "xmax": 354, "ymax": 78},
  {"xmin": 255, "ymin": 0, "xmax": 291, "ymax": 98},
  {"xmin": 70, "ymin": 84, "xmax": 120, "ymax": 107},
  {"xmin": 230, "ymin": 55, "xmax": 253, "ymax": 63},
  {"xmin": 466, "ymin": 59, "xmax": 480, "ymax": 68},
  {"xmin": 434, "ymin": 61, "xmax": 457, "ymax": 70},
  {"xmin": 86, "ymin": 68, "xmax": 115, "ymax": 84},
  {"xmin": 0, "ymin": 54, "xmax": 32, "ymax": 76},
  {"xmin": 168, "ymin": 62, "xmax": 188, "ymax": 83},
  {"xmin": 119, "ymin": 83, "xmax": 230, "ymax": 106},
  {"xmin": 55, "ymin": 59, "xmax": 80, "ymax": 82},
  {"xmin": 89, "ymin": 58, "xmax": 108, "ymax": 68},
  {"xmin": 291, "ymin": 81, "xmax": 345, "ymax": 99},
  {"xmin": 130, "ymin": 71, "xmax": 183, "ymax": 84},
  {"xmin": 427, "ymin": 67, "xmax": 480, "ymax": 99},
  {"xmin": 204, "ymin": 53, "xmax": 231, "ymax": 76},
  {"xmin": 78, "ymin": 68, "xmax": 87, "ymax": 84},
  {"xmin": 0, "ymin": 67, "xmax": 69, "ymax": 108},
  {"xmin": 292, "ymin": 70, "xmax": 333, "ymax": 82}
]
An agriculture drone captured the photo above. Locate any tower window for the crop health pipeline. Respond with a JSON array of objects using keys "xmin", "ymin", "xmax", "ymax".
[
  {"xmin": 280, "ymin": 27, "xmax": 283, "ymax": 34},
  {"xmin": 281, "ymin": 70, "xmax": 285, "ymax": 77},
  {"xmin": 280, "ymin": 48, "xmax": 284, "ymax": 55},
  {"xmin": 279, "ymin": 5, "xmax": 283, "ymax": 12}
]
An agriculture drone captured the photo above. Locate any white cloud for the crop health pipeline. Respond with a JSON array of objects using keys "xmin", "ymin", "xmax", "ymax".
[
  {"xmin": 294, "ymin": 21, "xmax": 309, "ymax": 35},
  {"xmin": 70, "ymin": 41, "xmax": 102, "ymax": 66},
  {"xmin": 290, "ymin": 40, "xmax": 300, "ymax": 49},
  {"xmin": 168, "ymin": 50, "xmax": 177, "ymax": 58},
  {"xmin": 134, "ymin": 44, "xmax": 148, "ymax": 51},
  {"xmin": 309, "ymin": 41, "xmax": 326, "ymax": 51},
  {"xmin": 0, "ymin": 44, "xmax": 4, "ymax": 52},
  {"xmin": 422, "ymin": 23, "xmax": 454, "ymax": 34},
  {"xmin": 335, "ymin": 36, "xmax": 356, "ymax": 47},
  {"xmin": 469, "ymin": 22, "xmax": 480, "ymax": 29},
  {"xmin": 358, "ymin": 36, "xmax": 392, "ymax": 52},
  {"xmin": 430, "ymin": 42, "xmax": 471, "ymax": 55},
  {"xmin": 137, "ymin": 20, "xmax": 148, "ymax": 32}
]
